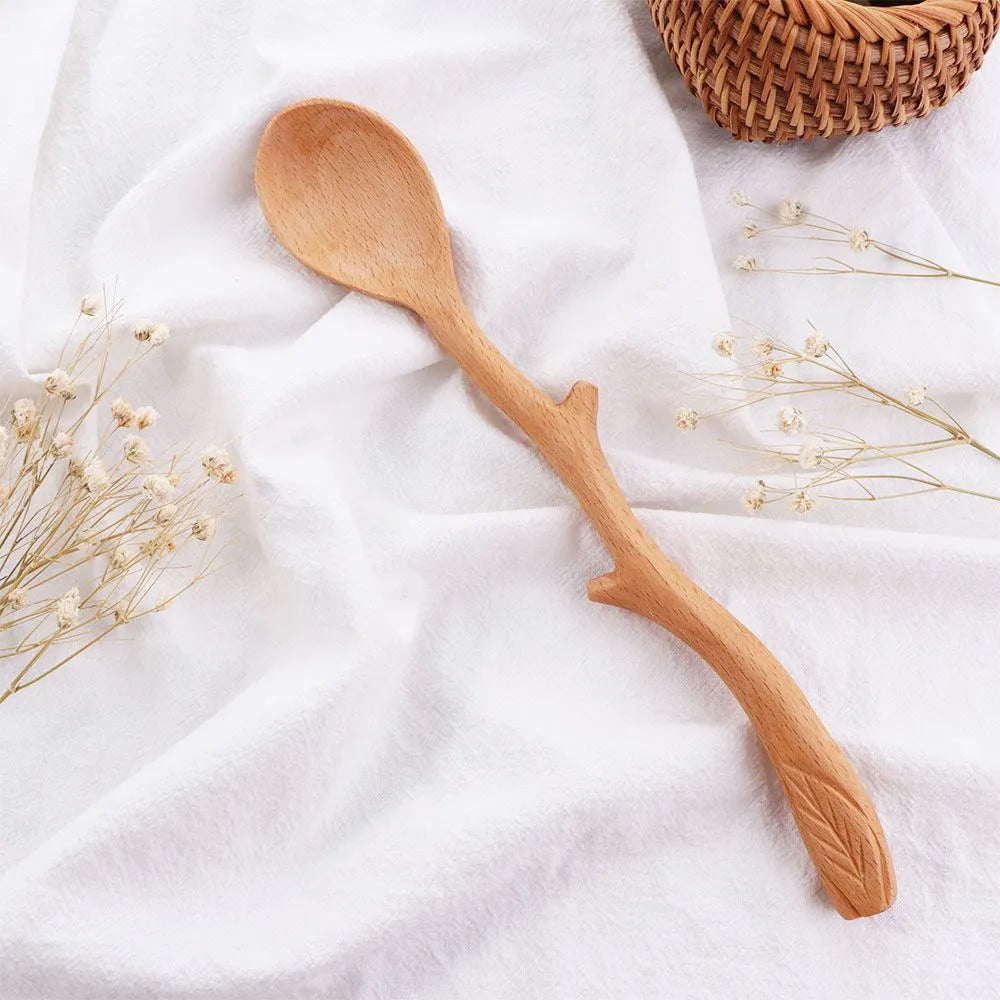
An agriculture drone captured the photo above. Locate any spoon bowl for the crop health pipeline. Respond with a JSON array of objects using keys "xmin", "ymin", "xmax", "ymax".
[{"xmin": 255, "ymin": 99, "xmax": 454, "ymax": 313}]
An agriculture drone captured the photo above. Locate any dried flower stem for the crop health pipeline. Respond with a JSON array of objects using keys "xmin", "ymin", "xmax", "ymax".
[
  {"xmin": 680, "ymin": 327, "xmax": 1000, "ymax": 514},
  {"xmin": 731, "ymin": 193, "xmax": 1000, "ymax": 289}
]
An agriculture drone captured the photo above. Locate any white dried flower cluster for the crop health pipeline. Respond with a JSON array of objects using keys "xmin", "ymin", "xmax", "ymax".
[
  {"xmin": 778, "ymin": 199, "xmax": 805, "ymax": 225},
  {"xmin": 134, "ymin": 405, "xmax": 158, "ymax": 429},
  {"xmin": 155, "ymin": 504, "xmax": 178, "ymax": 526},
  {"xmin": 139, "ymin": 530, "xmax": 175, "ymax": 558},
  {"xmin": 191, "ymin": 514, "xmax": 217, "ymax": 541},
  {"xmin": 733, "ymin": 255, "xmax": 758, "ymax": 272},
  {"xmin": 142, "ymin": 474, "xmax": 175, "ymax": 502},
  {"xmin": 790, "ymin": 491, "xmax": 816, "ymax": 514},
  {"xmin": 803, "ymin": 334, "xmax": 828, "ymax": 359},
  {"xmin": 131, "ymin": 320, "xmax": 170, "ymax": 347},
  {"xmin": 123, "ymin": 435, "xmax": 151, "ymax": 465},
  {"xmin": 798, "ymin": 440, "xmax": 824, "ymax": 469},
  {"xmin": 848, "ymin": 228, "xmax": 871, "ymax": 252},
  {"xmin": 201, "ymin": 446, "xmax": 237, "ymax": 484},
  {"xmin": 44, "ymin": 369, "xmax": 78, "ymax": 401},
  {"xmin": 110, "ymin": 546, "xmax": 130, "ymax": 572},
  {"xmin": 750, "ymin": 337, "xmax": 774, "ymax": 357},
  {"xmin": 712, "ymin": 331, "xmax": 735, "ymax": 358},
  {"xmin": 907, "ymin": 386, "xmax": 927, "ymax": 407},
  {"xmin": 761, "ymin": 360, "xmax": 783, "ymax": 380},
  {"xmin": 5, "ymin": 588, "xmax": 29, "ymax": 611},
  {"xmin": 743, "ymin": 480, "xmax": 767, "ymax": 513},
  {"xmin": 777, "ymin": 405, "xmax": 805, "ymax": 434},
  {"xmin": 742, "ymin": 223, "xmax": 760, "ymax": 240},
  {"xmin": 49, "ymin": 431, "xmax": 74, "ymax": 459},
  {"xmin": 81, "ymin": 458, "xmax": 109, "ymax": 494},
  {"xmin": 55, "ymin": 587, "xmax": 82, "ymax": 630},
  {"xmin": 674, "ymin": 407, "xmax": 699, "ymax": 432},
  {"xmin": 11, "ymin": 399, "xmax": 37, "ymax": 442},
  {"xmin": 111, "ymin": 397, "xmax": 135, "ymax": 427},
  {"xmin": 79, "ymin": 293, "xmax": 101, "ymax": 316},
  {"xmin": 730, "ymin": 190, "xmax": 751, "ymax": 207}
]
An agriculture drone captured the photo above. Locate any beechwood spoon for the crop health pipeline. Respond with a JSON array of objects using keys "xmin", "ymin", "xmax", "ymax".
[{"xmin": 255, "ymin": 98, "xmax": 896, "ymax": 919}]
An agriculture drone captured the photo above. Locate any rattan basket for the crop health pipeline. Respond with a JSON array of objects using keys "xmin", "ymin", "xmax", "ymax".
[{"xmin": 649, "ymin": 0, "xmax": 999, "ymax": 142}]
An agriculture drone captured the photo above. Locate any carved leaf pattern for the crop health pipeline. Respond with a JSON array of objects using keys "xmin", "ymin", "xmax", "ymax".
[{"xmin": 779, "ymin": 764, "xmax": 888, "ymax": 917}]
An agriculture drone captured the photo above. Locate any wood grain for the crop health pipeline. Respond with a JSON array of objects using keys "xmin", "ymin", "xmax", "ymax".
[{"xmin": 255, "ymin": 98, "xmax": 896, "ymax": 918}]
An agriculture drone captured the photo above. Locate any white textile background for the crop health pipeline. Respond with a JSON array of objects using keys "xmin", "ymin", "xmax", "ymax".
[{"xmin": 2, "ymin": 1, "xmax": 1000, "ymax": 997}]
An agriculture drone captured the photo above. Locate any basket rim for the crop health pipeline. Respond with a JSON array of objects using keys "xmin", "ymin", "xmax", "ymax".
[{"xmin": 653, "ymin": 0, "xmax": 995, "ymax": 44}]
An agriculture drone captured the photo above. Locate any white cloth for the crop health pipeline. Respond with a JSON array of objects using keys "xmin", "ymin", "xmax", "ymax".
[{"xmin": 2, "ymin": 1, "xmax": 1000, "ymax": 997}]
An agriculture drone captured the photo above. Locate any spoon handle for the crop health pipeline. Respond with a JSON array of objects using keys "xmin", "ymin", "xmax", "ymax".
[{"xmin": 420, "ymin": 290, "xmax": 895, "ymax": 919}]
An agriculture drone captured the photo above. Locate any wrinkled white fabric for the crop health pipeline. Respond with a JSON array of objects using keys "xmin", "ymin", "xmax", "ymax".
[{"xmin": 2, "ymin": 1, "xmax": 1000, "ymax": 997}]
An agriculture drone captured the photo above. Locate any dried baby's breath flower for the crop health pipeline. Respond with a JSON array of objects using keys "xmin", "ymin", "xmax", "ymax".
[
  {"xmin": 109, "ymin": 545, "xmax": 130, "ymax": 572},
  {"xmin": 49, "ymin": 431, "xmax": 73, "ymax": 459},
  {"xmin": 731, "ymin": 190, "xmax": 751, "ymax": 207},
  {"xmin": 743, "ymin": 480, "xmax": 767, "ymax": 513},
  {"xmin": 11, "ymin": 399, "xmax": 38, "ymax": 442},
  {"xmin": 139, "ymin": 529, "xmax": 175, "ymax": 559},
  {"xmin": 777, "ymin": 405, "xmax": 805, "ymax": 434},
  {"xmin": 77, "ymin": 530, "xmax": 100, "ymax": 554},
  {"xmin": 44, "ymin": 369, "xmax": 78, "ymax": 401},
  {"xmin": 155, "ymin": 504, "xmax": 178, "ymax": 526},
  {"xmin": 742, "ymin": 223, "xmax": 760, "ymax": 240},
  {"xmin": 133, "ymin": 405, "xmax": 158, "ymax": 429},
  {"xmin": 761, "ymin": 360, "xmax": 783, "ymax": 380},
  {"xmin": 778, "ymin": 199, "xmax": 805, "ymax": 224},
  {"xmin": 54, "ymin": 588, "xmax": 81, "ymax": 630},
  {"xmin": 712, "ymin": 331, "xmax": 735, "ymax": 358},
  {"xmin": 79, "ymin": 293, "xmax": 101, "ymax": 316},
  {"xmin": 907, "ymin": 386, "xmax": 927, "ymax": 407},
  {"xmin": 803, "ymin": 334, "xmax": 828, "ymax": 359},
  {"xmin": 201, "ymin": 445, "xmax": 237, "ymax": 484},
  {"xmin": 191, "ymin": 514, "xmax": 216, "ymax": 541},
  {"xmin": 790, "ymin": 490, "xmax": 816, "ymax": 514},
  {"xmin": 123, "ymin": 435, "xmax": 150, "ymax": 465},
  {"xmin": 5, "ymin": 588, "xmax": 29, "ymax": 611},
  {"xmin": 798, "ymin": 440, "xmax": 824, "ymax": 469},
  {"xmin": 733, "ymin": 255, "xmax": 758, "ymax": 272},
  {"xmin": 674, "ymin": 407, "xmax": 699, "ymax": 432},
  {"xmin": 111, "ymin": 397, "xmax": 135, "ymax": 427},
  {"xmin": 142, "ymin": 474, "xmax": 174, "ymax": 502},
  {"xmin": 750, "ymin": 337, "xmax": 774, "ymax": 357},
  {"xmin": 81, "ymin": 457, "xmax": 109, "ymax": 494},
  {"xmin": 131, "ymin": 319, "xmax": 169, "ymax": 347},
  {"xmin": 848, "ymin": 228, "xmax": 871, "ymax": 252}
]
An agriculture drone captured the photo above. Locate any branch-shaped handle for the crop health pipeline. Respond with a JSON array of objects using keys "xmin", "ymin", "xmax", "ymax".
[
  {"xmin": 420, "ymin": 293, "xmax": 895, "ymax": 918},
  {"xmin": 591, "ymin": 559, "xmax": 896, "ymax": 919}
]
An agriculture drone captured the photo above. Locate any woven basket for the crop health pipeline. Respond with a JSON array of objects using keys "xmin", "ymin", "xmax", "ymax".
[{"xmin": 649, "ymin": 0, "xmax": 1000, "ymax": 142}]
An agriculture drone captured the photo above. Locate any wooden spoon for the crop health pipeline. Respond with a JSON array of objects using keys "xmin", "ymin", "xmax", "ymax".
[{"xmin": 255, "ymin": 98, "xmax": 896, "ymax": 919}]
